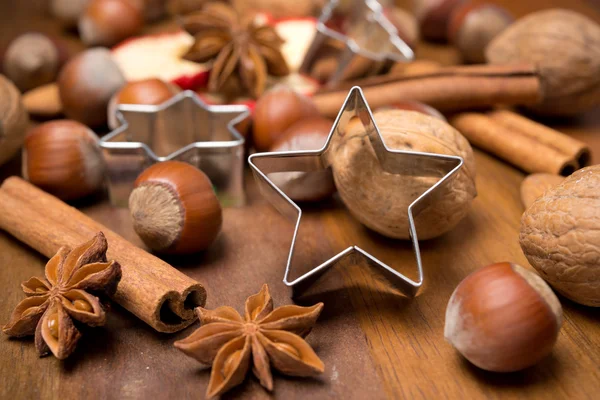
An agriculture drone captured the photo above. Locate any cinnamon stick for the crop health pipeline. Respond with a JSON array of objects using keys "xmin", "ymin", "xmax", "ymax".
[
  {"xmin": 0, "ymin": 177, "xmax": 206, "ymax": 333},
  {"xmin": 488, "ymin": 110, "xmax": 591, "ymax": 168},
  {"xmin": 312, "ymin": 64, "xmax": 542, "ymax": 117},
  {"xmin": 450, "ymin": 113, "xmax": 577, "ymax": 175}
]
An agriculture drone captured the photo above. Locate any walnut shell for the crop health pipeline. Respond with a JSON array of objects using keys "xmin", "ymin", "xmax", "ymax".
[
  {"xmin": 328, "ymin": 110, "xmax": 476, "ymax": 240},
  {"xmin": 520, "ymin": 165, "xmax": 600, "ymax": 306},
  {"xmin": 486, "ymin": 9, "xmax": 600, "ymax": 116},
  {"xmin": 0, "ymin": 75, "xmax": 29, "ymax": 166}
]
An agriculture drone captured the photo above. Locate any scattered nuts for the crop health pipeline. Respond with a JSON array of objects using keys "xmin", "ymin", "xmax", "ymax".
[
  {"xmin": 445, "ymin": 262, "xmax": 562, "ymax": 372},
  {"xmin": 415, "ymin": 0, "xmax": 467, "ymax": 42},
  {"xmin": 79, "ymin": 0, "xmax": 144, "ymax": 47},
  {"xmin": 3, "ymin": 33, "xmax": 62, "ymax": 92},
  {"xmin": 520, "ymin": 173, "xmax": 564, "ymax": 209},
  {"xmin": 448, "ymin": 3, "xmax": 513, "ymax": 63},
  {"xmin": 22, "ymin": 120, "xmax": 105, "ymax": 200},
  {"xmin": 58, "ymin": 48, "xmax": 126, "ymax": 127},
  {"xmin": 486, "ymin": 9, "xmax": 600, "ymax": 116},
  {"xmin": 269, "ymin": 117, "xmax": 336, "ymax": 202},
  {"xmin": 252, "ymin": 85, "xmax": 319, "ymax": 152},
  {"xmin": 520, "ymin": 165, "xmax": 600, "ymax": 306},
  {"xmin": 328, "ymin": 109, "xmax": 476, "ymax": 240},
  {"xmin": 0, "ymin": 75, "xmax": 29, "ymax": 167},
  {"xmin": 129, "ymin": 161, "xmax": 223, "ymax": 254}
]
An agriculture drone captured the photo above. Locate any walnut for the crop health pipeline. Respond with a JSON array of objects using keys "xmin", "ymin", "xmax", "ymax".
[
  {"xmin": 328, "ymin": 109, "xmax": 477, "ymax": 240},
  {"xmin": 520, "ymin": 165, "xmax": 600, "ymax": 306}
]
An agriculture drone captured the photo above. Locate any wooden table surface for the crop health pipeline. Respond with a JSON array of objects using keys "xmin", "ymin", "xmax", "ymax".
[{"xmin": 1, "ymin": 1, "xmax": 599, "ymax": 399}]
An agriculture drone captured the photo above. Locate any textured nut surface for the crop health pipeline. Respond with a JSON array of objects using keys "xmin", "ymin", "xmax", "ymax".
[
  {"xmin": 520, "ymin": 165, "xmax": 600, "ymax": 306},
  {"xmin": 329, "ymin": 110, "xmax": 476, "ymax": 240}
]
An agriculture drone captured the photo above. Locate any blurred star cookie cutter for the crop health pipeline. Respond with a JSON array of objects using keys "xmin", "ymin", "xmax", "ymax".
[
  {"xmin": 99, "ymin": 90, "xmax": 250, "ymax": 208},
  {"xmin": 299, "ymin": 0, "xmax": 414, "ymax": 85},
  {"xmin": 249, "ymin": 87, "xmax": 463, "ymax": 298}
]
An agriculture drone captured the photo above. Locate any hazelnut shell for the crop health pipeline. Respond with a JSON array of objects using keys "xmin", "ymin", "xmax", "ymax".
[
  {"xmin": 445, "ymin": 262, "xmax": 562, "ymax": 372},
  {"xmin": 130, "ymin": 161, "xmax": 223, "ymax": 254},
  {"xmin": 0, "ymin": 75, "xmax": 29, "ymax": 167},
  {"xmin": 79, "ymin": 0, "xmax": 144, "ymax": 47}
]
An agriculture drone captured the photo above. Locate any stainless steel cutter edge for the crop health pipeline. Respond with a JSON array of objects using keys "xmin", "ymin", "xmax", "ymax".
[{"xmin": 248, "ymin": 86, "xmax": 463, "ymax": 298}]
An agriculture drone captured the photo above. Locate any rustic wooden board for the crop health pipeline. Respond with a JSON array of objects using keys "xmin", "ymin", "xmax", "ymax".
[{"xmin": 1, "ymin": 0, "xmax": 600, "ymax": 399}]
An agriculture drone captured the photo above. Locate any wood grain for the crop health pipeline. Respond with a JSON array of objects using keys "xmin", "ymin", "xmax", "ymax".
[{"xmin": 1, "ymin": 0, "xmax": 599, "ymax": 399}]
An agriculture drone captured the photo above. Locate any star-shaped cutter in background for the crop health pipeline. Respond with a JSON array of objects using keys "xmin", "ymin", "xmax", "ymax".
[
  {"xmin": 248, "ymin": 87, "xmax": 464, "ymax": 298},
  {"xmin": 99, "ymin": 90, "xmax": 250, "ymax": 207}
]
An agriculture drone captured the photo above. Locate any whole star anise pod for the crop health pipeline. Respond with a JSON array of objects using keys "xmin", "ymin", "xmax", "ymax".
[
  {"xmin": 174, "ymin": 284, "xmax": 324, "ymax": 398},
  {"xmin": 181, "ymin": 2, "xmax": 290, "ymax": 98},
  {"xmin": 2, "ymin": 232, "xmax": 122, "ymax": 359}
]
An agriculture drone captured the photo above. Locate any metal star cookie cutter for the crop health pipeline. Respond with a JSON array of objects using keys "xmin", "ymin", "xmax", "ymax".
[
  {"xmin": 249, "ymin": 87, "xmax": 463, "ymax": 298},
  {"xmin": 299, "ymin": 0, "xmax": 414, "ymax": 85},
  {"xmin": 99, "ymin": 90, "xmax": 250, "ymax": 208}
]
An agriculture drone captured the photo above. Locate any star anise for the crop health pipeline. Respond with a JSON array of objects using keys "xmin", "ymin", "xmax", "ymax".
[
  {"xmin": 2, "ymin": 232, "xmax": 122, "ymax": 360},
  {"xmin": 181, "ymin": 2, "xmax": 290, "ymax": 98},
  {"xmin": 174, "ymin": 284, "xmax": 324, "ymax": 398}
]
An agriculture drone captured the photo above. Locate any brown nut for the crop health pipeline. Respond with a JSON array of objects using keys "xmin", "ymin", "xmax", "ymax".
[
  {"xmin": 269, "ymin": 117, "xmax": 336, "ymax": 202},
  {"xmin": 520, "ymin": 165, "xmax": 600, "ymax": 306},
  {"xmin": 129, "ymin": 161, "xmax": 223, "ymax": 254},
  {"xmin": 375, "ymin": 100, "xmax": 445, "ymax": 121},
  {"xmin": 58, "ymin": 48, "xmax": 126, "ymax": 127},
  {"xmin": 79, "ymin": 0, "xmax": 144, "ymax": 47},
  {"xmin": 445, "ymin": 262, "xmax": 562, "ymax": 372},
  {"xmin": 448, "ymin": 3, "xmax": 513, "ymax": 64},
  {"xmin": 22, "ymin": 120, "xmax": 105, "ymax": 201},
  {"xmin": 415, "ymin": 0, "xmax": 467, "ymax": 42},
  {"xmin": 0, "ymin": 75, "xmax": 29, "ymax": 166},
  {"xmin": 328, "ymin": 109, "xmax": 476, "ymax": 240},
  {"xmin": 252, "ymin": 85, "xmax": 319, "ymax": 152}
]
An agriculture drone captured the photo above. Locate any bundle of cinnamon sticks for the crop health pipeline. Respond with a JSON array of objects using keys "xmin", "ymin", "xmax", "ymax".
[{"xmin": 450, "ymin": 110, "xmax": 590, "ymax": 175}]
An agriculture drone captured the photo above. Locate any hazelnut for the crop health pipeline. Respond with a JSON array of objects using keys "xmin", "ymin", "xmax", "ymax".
[
  {"xmin": 79, "ymin": 0, "xmax": 144, "ymax": 47},
  {"xmin": 269, "ymin": 117, "xmax": 336, "ymax": 202},
  {"xmin": 448, "ymin": 3, "xmax": 513, "ymax": 63},
  {"xmin": 3, "ymin": 33, "xmax": 63, "ymax": 92},
  {"xmin": 415, "ymin": 0, "xmax": 467, "ymax": 42},
  {"xmin": 520, "ymin": 165, "xmax": 600, "ymax": 306},
  {"xmin": 0, "ymin": 75, "xmax": 29, "ymax": 167},
  {"xmin": 129, "ymin": 161, "xmax": 223, "ymax": 254},
  {"xmin": 445, "ymin": 262, "xmax": 562, "ymax": 372},
  {"xmin": 328, "ymin": 109, "xmax": 476, "ymax": 240},
  {"xmin": 22, "ymin": 120, "xmax": 105, "ymax": 201},
  {"xmin": 58, "ymin": 48, "xmax": 126, "ymax": 127},
  {"xmin": 108, "ymin": 78, "xmax": 179, "ymax": 128},
  {"xmin": 252, "ymin": 85, "xmax": 320, "ymax": 152}
]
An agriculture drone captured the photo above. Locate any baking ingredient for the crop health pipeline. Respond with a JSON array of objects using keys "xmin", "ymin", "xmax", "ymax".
[
  {"xmin": 79, "ymin": 0, "xmax": 144, "ymax": 47},
  {"xmin": 22, "ymin": 83, "xmax": 63, "ymax": 118},
  {"xmin": 108, "ymin": 78, "xmax": 179, "ymax": 127},
  {"xmin": 445, "ymin": 262, "xmax": 562, "ymax": 372},
  {"xmin": 231, "ymin": 0, "xmax": 324, "ymax": 18},
  {"xmin": 253, "ymin": 85, "xmax": 319, "ymax": 151},
  {"xmin": 486, "ymin": 9, "xmax": 600, "ymax": 116},
  {"xmin": 328, "ymin": 109, "xmax": 476, "ymax": 240},
  {"xmin": 448, "ymin": 3, "xmax": 513, "ymax": 63},
  {"xmin": 129, "ymin": 161, "xmax": 222, "ymax": 254},
  {"xmin": 0, "ymin": 75, "xmax": 29, "ymax": 166},
  {"xmin": 3, "ymin": 33, "xmax": 61, "ymax": 92},
  {"xmin": 50, "ymin": 0, "xmax": 91, "ymax": 27},
  {"xmin": 313, "ymin": 64, "xmax": 541, "ymax": 117},
  {"xmin": 269, "ymin": 117, "xmax": 335, "ymax": 202},
  {"xmin": 415, "ymin": 0, "xmax": 466, "ymax": 41},
  {"xmin": 520, "ymin": 173, "xmax": 564, "ymax": 209},
  {"xmin": 22, "ymin": 120, "xmax": 104, "ymax": 201},
  {"xmin": 174, "ymin": 284, "xmax": 324, "ymax": 398},
  {"xmin": 111, "ymin": 31, "xmax": 210, "ymax": 89},
  {"xmin": 0, "ymin": 177, "xmax": 207, "ymax": 333},
  {"xmin": 520, "ymin": 165, "xmax": 600, "ymax": 306},
  {"xmin": 181, "ymin": 2, "xmax": 289, "ymax": 98},
  {"xmin": 376, "ymin": 100, "xmax": 445, "ymax": 121},
  {"xmin": 389, "ymin": 59, "xmax": 441, "ymax": 76},
  {"xmin": 2, "ymin": 232, "xmax": 122, "ymax": 359},
  {"xmin": 58, "ymin": 48, "xmax": 126, "ymax": 127}
]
